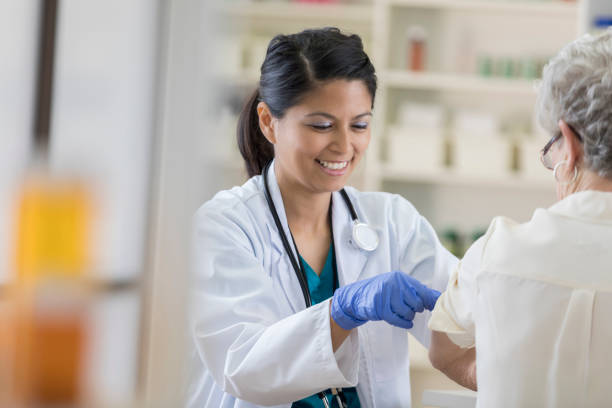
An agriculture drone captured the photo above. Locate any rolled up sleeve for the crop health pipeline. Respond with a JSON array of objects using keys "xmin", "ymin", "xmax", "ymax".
[
  {"xmin": 391, "ymin": 195, "xmax": 460, "ymax": 348},
  {"xmin": 429, "ymin": 236, "xmax": 486, "ymax": 348}
]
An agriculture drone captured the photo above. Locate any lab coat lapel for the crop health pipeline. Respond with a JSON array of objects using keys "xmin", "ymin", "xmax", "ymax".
[
  {"xmin": 265, "ymin": 162, "xmax": 308, "ymax": 312},
  {"xmin": 331, "ymin": 190, "xmax": 368, "ymax": 286}
]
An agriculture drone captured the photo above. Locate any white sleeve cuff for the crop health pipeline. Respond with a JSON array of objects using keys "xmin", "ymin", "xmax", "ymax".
[
  {"xmin": 312, "ymin": 299, "xmax": 360, "ymax": 388},
  {"xmin": 333, "ymin": 323, "xmax": 359, "ymax": 385},
  {"xmin": 428, "ymin": 292, "xmax": 475, "ymax": 349}
]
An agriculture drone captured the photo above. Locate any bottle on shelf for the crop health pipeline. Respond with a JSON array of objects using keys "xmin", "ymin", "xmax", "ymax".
[{"xmin": 406, "ymin": 25, "xmax": 427, "ymax": 72}]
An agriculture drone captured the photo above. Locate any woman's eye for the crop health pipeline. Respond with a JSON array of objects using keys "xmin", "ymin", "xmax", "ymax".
[
  {"xmin": 352, "ymin": 122, "xmax": 369, "ymax": 130},
  {"xmin": 309, "ymin": 123, "xmax": 333, "ymax": 130}
]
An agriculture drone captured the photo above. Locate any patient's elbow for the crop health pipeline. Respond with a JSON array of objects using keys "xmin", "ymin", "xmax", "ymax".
[{"xmin": 428, "ymin": 346, "xmax": 448, "ymax": 372}]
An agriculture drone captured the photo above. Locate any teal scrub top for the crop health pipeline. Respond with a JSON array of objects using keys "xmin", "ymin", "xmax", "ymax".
[{"xmin": 291, "ymin": 244, "xmax": 361, "ymax": 408}]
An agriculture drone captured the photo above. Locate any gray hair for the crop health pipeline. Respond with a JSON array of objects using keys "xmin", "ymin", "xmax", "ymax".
[{"xmin": 537, "ymin": 29, "xmax": 612, "ymax": 179}]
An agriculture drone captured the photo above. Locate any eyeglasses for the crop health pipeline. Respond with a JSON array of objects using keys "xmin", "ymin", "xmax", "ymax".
[
  {"xmin": 540, "ymin": 124, "xmax": 583, "ymax": 170},
  {"xmin": 540, "ymin": 132, "xmax": 562, "ymax": 170}
]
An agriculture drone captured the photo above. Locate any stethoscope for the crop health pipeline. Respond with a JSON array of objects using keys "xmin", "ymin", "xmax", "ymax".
[{"xmin": 262, "ymin": 161, "xmax": 379, "ymax": 408}]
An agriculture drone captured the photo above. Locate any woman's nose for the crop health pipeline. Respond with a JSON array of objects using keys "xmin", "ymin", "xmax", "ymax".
[{"xmin": 331, "ymin": 126, "xmax": 351, "ymax": 153}]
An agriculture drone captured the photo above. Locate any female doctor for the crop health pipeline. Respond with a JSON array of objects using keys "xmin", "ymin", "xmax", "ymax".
[{"xmin": 187, "ymin": 28, "xmax": 457, "ymax": 408}]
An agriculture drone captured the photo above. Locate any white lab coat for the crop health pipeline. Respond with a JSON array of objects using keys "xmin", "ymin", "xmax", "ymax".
[
  {"xmin": 186, "ymin": 164, "xmax": 457, "ymax": 408},
  {"xmin": 429, "ymin": 190, "xmax": 612, "ymax": 408}
]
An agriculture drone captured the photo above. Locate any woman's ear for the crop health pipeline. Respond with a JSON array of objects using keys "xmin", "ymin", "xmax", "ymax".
[
  {"xmin": 257, "ymin": 102, "xmax": 277, "ymax": 144},
  {"xmin": 558, "ymin": 120, "xmax": 583, "ymax": 169}
]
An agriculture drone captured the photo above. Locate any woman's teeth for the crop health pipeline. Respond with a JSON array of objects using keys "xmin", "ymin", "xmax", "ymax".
[{"xmin": 317, "ymin": 160, "xmax": 349, "ymax": 170}]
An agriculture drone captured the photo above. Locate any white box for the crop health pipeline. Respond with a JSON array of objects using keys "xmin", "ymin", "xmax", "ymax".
[
  {"xmin": 453, "ymin": 132, "xmax": 511, "ymax": 177},
  {"xmin": 387, "ymin": 125, "xmax": 446, "ymax": 173}
]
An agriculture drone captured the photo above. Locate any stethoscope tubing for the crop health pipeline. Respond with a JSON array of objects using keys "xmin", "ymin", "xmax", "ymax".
[
  {"xmin": 262, "ymin": 161, "xmax": 353, "ymax": 407},
  {"xmin": 262, "ymin": 161, "xmax": 360, "ymax": 308},
  {"xmin": 262, "ymin": 161, "xmax": 313, "ymax": 307}
]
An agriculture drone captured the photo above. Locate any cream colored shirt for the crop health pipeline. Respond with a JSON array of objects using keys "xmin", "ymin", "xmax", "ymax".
[{"xmin": 429, "ymin": 190, "xmax": 612, "ymax": 408}]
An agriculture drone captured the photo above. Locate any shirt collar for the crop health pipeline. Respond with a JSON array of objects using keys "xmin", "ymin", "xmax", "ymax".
[{"xmin": 548, "ymin": 190, "xmax": 612, "ymax": 222}]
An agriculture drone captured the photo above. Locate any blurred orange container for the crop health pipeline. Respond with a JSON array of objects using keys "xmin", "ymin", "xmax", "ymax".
[
  {"xmin": 14, "ymin": 179, "xmax": 92, "ymax": 282},
  {"xmin": 6, "ymin": 176, "xmax": 94, "ymax": 407}
]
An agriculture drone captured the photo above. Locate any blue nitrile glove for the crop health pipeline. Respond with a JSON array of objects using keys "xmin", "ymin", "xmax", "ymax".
[{"xmin": 330, "ymin": 271, "xmax": 441, "ymax": 330}]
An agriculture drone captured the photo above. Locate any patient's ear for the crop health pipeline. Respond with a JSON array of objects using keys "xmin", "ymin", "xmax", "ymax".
[{"xmin": 558, "ymin": 120, "xmax": 583, "ymax": 169}]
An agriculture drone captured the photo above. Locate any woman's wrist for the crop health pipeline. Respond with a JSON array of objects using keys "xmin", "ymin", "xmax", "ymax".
[{"xmin": 330, "ymin": 299, "xmax": 352, "ymax": 352}]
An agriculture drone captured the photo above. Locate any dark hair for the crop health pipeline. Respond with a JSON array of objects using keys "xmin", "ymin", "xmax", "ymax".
[{"xmin": 237, "ymin": 27, "xmax": 377, "ymax": 178}]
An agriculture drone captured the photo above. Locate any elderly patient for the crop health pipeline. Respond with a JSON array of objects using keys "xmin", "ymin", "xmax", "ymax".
[{"xmin": 428, "ymin": 30, "xmax": 612, "ymax": 407}]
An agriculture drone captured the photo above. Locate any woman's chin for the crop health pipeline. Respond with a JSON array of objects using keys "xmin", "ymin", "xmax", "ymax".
[{"xmin": 318, "ymin": 175, "xmax": 351, "ymax": 193}]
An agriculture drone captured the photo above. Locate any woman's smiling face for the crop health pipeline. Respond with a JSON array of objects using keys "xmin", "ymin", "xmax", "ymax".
[{"xmin": 267, "ymin": 79, "xmax": 373, "ymax": 194}]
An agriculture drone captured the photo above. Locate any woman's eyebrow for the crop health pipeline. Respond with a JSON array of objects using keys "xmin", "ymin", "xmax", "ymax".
[
  {"xmin": 354, "ymin": 112, "xmax": 373, "ymax": 119},
  {"xmin": 305, "ymin": 111, "xmax": 373, "ymax": 120}
]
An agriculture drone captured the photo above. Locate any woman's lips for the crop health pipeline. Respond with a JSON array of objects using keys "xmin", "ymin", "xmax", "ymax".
[{"xmin": 315, "ymin": 159, "xmax": 350, "ymax": 176}]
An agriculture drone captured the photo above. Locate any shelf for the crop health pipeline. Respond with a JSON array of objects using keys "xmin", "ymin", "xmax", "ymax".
[
  {"xmin": 381, "ymin": 164, "xmax": 554, "ymax": 190},
  {"xmin": 385, "ymin": 0, "xmax": 577, "ymax": 17},
  {"xmin": 382, "ymin": 70, "xmax": 538, "ymax": 95},
  {"xmin": 0, "ymin": 277, "xmax": 140, "ymax": 297},
  {"xmin": 213, "ymin": 2, "xmax": 373, "ymax": 25}
]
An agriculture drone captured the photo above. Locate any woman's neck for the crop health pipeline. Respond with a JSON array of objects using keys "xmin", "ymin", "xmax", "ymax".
[
  {"xmin": 568, "ymin": 170, "xmax": 612, "ymax": 197},
  {"xmin": 275, "ymin": 167, "xmax": 331, "ymax": 236}
]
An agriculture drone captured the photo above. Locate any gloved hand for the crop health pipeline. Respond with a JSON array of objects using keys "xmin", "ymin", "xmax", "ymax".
[{"xmin": 330, "ymin": 271, "xmax": 441, "ymax": 330}]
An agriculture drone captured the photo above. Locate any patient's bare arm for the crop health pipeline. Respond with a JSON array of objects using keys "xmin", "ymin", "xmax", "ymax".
[{"xmin": 429, "ymin": 330, "xmax": 477, "ymax": 391}]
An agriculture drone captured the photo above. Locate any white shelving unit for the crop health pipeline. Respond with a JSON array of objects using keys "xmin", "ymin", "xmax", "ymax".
[
  {"xmin": 365, "ymin": 0, "xmax": 584, "ymax": 242},
  {"xmin": 214, "ymin": 2, "xmax": 373, "ymax": 24},
  {"xmin": 205, "ymin": 0, "xmax": 586, "ymax": 217},
  {"xmin": 382, "ymin": 164, "xmax": 553, "ymax": 191},
  {"xmin": 382, "ymin": 69, "xmax": 538, "ymax": 95},
  {"xmin": 385, "ymin": 0, "xmax": 577, "ymax": 15}
]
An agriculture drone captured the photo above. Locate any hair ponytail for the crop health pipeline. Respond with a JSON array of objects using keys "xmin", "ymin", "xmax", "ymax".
[{"xmin": 237, "ymin": 88, "xmax": 274, "ymax": 178}]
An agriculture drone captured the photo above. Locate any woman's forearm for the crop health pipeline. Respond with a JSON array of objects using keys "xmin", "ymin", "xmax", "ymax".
[{"xmin": 429, "ymin": 330, "xmax": 477, "ymax": 391}]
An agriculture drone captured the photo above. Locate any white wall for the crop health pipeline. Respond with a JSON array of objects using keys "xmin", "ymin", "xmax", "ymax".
[
  {"xmin": 48, "ymin": 1, "xmax": 160, "ymax": 404},
  {"xmin": 50, "ymin": 0, "xmax": 159, "ymax": 282},
  {"xmin": 0, "ymin": 1, "xmax": 39, "ymax": 283},
  {"xmin": 142, "ymin": 0, "xmax": 209, "ymax": 404}
]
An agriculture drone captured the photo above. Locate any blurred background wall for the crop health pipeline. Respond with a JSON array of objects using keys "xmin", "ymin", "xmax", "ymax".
[
  {"xmin": 0, "ymin": 0, "xmax": 208, "ymax": 406},
  {"xmin": 0, "ymin": 0, "xmax": 610, "ymax": 407}
]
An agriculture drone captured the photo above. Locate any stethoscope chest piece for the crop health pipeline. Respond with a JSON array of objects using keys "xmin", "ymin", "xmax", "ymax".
[{"xmin": 352, "ymin": 221, "xmax": 379, "ymax": 251}]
